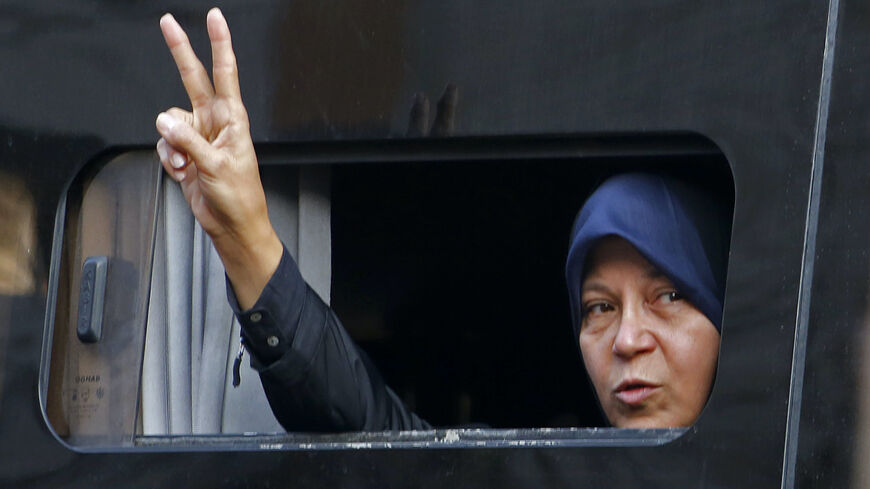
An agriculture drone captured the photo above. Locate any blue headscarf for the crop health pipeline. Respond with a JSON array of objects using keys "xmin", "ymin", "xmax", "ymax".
[{"xmin": 565, "ymin": 173, "xmax": 729, "ymax": 341}]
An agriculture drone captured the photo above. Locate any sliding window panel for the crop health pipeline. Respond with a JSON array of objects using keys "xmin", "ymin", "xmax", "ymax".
[{"xmin": 45, "ymin": 152, "xmax": 160, "ymax": 448}]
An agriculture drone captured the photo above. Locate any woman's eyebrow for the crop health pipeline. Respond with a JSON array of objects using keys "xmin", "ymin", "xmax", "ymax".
[{"xmin": 581, "ymin": 280, "xmax": 613, "ymax": 296}]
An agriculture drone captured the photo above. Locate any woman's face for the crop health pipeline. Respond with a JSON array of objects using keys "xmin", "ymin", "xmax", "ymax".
[{"xmin": 578, "ymin": 236, "xmax": 720, "ymax": 428}]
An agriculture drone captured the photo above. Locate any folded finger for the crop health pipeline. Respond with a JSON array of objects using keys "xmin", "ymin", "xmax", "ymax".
[
  {"xmin": 156, "ymin": 112, "xmax": 224, "ymax": 178},
  {"xmin": 158, "ymin": 136, "xmax": 189, "ymax": 170},
  {"xmin": 160, "ymin": 13, "xmax": 215, "ymax": 110},
  {"xmin": 157, "ymin": 138, "xmax": 188, "ymax": 182},
  {"xmin": 156, "ymin": 138, "xmax": 170, "ymax": 165},
  {"xmin": 207, "ymin": 8, "xmax": 242, "ymax": 100},
  {"xmin": 165, "ymin": 107, "xmax": 194, "ymax": 127}
]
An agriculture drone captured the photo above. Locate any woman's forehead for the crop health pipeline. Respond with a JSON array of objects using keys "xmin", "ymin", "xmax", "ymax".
[
  {"xmin": 582, "ymin": 237, "xmax": 670, "ymax": 289},
  {"xmin": 585, "ymin": 236, "xmax": 652, "ymax": 273}
]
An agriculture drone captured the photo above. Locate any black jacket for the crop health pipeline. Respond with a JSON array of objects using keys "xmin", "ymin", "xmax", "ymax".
[{"xmin": 228, "ymin": 245, "xmax": 431, "ymax": 432}]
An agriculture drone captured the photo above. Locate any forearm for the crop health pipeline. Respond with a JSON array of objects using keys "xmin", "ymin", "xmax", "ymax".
[{"xmin": 213, "ymin": 217, "xmax": 283, "ymax": 310}]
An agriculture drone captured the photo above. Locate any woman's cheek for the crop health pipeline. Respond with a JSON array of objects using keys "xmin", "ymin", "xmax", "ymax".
[{"xmin": 579, "ymin": 334, "xmax": 609, "ymax": 379}]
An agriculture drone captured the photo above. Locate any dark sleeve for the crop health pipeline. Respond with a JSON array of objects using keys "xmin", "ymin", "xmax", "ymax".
[{"xmin": 226, "ymin": 245, "xmax": 431, "ymax": 432}]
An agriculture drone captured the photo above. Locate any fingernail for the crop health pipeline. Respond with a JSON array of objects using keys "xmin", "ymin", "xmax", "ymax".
[
  {"xmin": 208, "ymin": 7, "xmax": 224, "ymax": 22},
  {"xmin": 171, "ymin": 152, "xmax": 186, "ymax": 169},
  {"xmin": 156, "ymin": 141, "xmax": 168, "ymax": 162},
  {"xmin": 175, "ymin": 170, "xmax": 186, "ymax": 182},
  {"xmin": 156, "ymin": 112, "xmax": 177, "ymax": 133}
]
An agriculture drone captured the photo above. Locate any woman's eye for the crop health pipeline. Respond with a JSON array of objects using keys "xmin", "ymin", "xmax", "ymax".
[
  {"xmin": 658, "ymin": 290, "xmax": 684, "ymax": 304},
  {"xmin": 585, "ymin": 302, "xmax": 615, "ymax": 316}
]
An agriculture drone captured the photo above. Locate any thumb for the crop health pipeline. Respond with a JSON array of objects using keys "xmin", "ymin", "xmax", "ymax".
[{"xmin": 155, "ymin": 112, "xmax": 223, "ymax": 177}]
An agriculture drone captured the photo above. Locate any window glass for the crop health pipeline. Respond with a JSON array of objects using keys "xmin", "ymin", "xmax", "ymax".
[{"xmin": 45, "ymin": 152, "xmax": 160, "ymax": 448}]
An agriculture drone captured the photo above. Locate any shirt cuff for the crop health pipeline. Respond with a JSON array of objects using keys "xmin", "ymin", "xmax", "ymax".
[{"xmin": 225, "ymin": 244, "xmax": 307, "ymax": 367}]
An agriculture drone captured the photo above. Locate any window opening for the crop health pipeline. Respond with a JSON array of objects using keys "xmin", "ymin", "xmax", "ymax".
[{"xmin": 42, "ymin": 136, "xmax": 733, "ymax": 450}]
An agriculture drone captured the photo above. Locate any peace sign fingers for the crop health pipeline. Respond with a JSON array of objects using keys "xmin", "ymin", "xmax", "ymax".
[
  {"xmin": 160, "ymin": 13, "xmax": 215, "ymax": 112},
  {"xmin": 206, "ymin": 8, "xmax": 243, "ymax": 101}
]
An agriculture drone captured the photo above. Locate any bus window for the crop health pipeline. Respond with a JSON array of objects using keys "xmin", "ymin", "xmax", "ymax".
[{"xmin": 42, "ymin": 137, "xmax": 733, "ymax": 449}]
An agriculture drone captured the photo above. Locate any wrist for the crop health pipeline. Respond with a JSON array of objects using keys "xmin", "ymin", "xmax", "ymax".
[{"xmin": 215, "ymin": 222, "xmax": 283, "ymax": 310}]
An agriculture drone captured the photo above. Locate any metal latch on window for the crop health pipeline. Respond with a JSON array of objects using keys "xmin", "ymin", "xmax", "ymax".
[{"xmin": 77, "ymin": 256, "xmax": 108, "ymax": 343}]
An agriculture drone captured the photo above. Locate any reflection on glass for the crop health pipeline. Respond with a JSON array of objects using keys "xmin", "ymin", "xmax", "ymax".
[
  {"xmin": 0, "ymin": 173, "xmax": 36, "ymax": 296},
  {"xmin": 0, "ymin": 172, "xmax": 37, "ymax": 417}
]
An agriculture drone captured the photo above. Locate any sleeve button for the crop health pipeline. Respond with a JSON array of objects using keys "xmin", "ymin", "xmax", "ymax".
[
  {"xmin": 266, "ymin": 335, "xmax": 280, "ymax": 347},
  {"xmin": 250, "ymin": 312, "xmax": 262, "ymax": 323}
]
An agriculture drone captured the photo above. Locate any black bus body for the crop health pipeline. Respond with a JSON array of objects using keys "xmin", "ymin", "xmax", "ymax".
[{"xmin": 0, "ymin": 0, "xmax": 866, "ymax": 487}]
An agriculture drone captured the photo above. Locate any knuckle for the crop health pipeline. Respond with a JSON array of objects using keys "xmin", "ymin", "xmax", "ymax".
[
  {"xmin": 178, "ymin": 62, "xmax": 203, "ymax": 78},
  {"xmin": 160, "ymin": 154, "xmax": 176, "ymax": 174},
  {"xmin": 212, "ymin": 153, "xmax": 232, "ymax": 173},
  {"xmin": 172, "ymin": 124, "xmax": 192, "ymax": 145},
  {"xmin": 231, "ymin": 104, "xmax": 251, "ymax": 126},
  {"xmin": 167, "ymin": 107, "xmax": 190, "ymax": 121},
  {"xmin": 227, "ymin": 122, "xmax": 246, "ymax": 138},
  {"xmin": 189, "ymin": 92, "xmax": 211, "ymax": 108},
  {"xmin": 214, "ymin": 62, "xmax": 237, "ymax": 78}
]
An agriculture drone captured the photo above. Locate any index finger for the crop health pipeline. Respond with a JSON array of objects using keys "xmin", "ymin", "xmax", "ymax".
[
  {"xmin": 206, "ymin": 8, "xmax": 242, "ymax": 100},
  {"xmin": 160, "ymin": 13, "xmax": 215, "ymax": 110}
]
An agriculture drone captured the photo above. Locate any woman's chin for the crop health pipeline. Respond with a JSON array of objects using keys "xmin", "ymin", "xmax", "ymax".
[{"xmin": 610, "ymin": 412, "xmax": 691, "ymax": 429}]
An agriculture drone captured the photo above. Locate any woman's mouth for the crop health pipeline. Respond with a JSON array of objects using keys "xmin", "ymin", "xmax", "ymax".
[{"xmin": 613, "ymin": 380, "xmax": 660, "ymax": 405}]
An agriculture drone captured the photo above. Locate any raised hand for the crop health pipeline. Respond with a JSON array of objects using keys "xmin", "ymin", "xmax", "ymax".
[{"xmin": 155, "ymin": 8, "xmax": 282, "ymax": 309}]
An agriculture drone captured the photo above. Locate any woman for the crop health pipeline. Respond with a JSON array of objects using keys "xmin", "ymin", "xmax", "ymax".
[
  {"xmin": 154, "ymin": 9, "xmax": 728, "ymax": 430},
  {"xmin": 565, "ymin": 174, "xmax": 728, "ymax": 428}
]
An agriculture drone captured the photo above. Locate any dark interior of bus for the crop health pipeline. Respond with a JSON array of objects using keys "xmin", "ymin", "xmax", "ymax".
[{"xmin": 325, "ymin": 150, "xmax": 734, "ymax": 428}]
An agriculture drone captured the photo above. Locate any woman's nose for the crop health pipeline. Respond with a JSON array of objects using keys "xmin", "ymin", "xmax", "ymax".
[{"xmin": 611, "ymin": 304, "xmax": 656, "ymax": 358}]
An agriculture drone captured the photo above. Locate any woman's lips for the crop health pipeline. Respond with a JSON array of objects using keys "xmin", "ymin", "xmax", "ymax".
[{"xmin": 613, "ymin": 380, "xmax": 660, "ymax": 405}]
